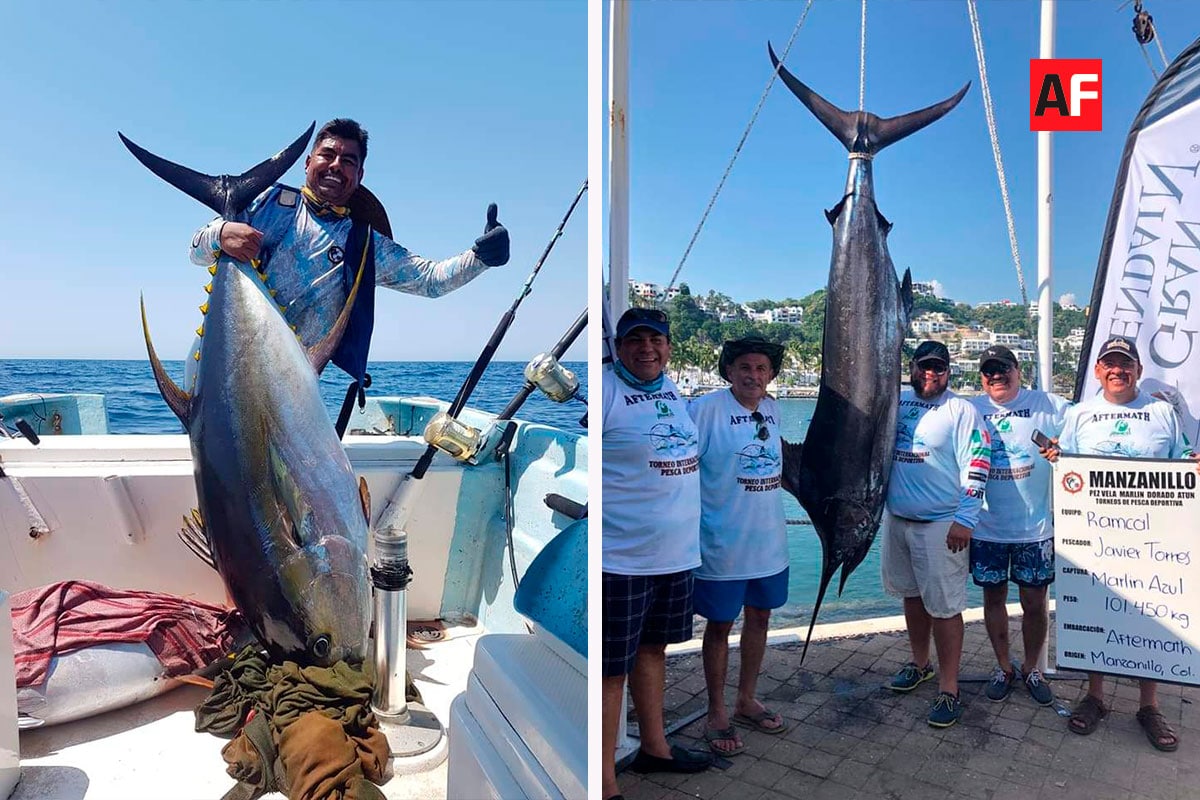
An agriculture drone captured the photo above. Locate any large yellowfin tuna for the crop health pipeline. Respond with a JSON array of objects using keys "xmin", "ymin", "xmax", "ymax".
[{"xmin": 122, "ymin": 125, "xmax": 372, "ymax": 666}]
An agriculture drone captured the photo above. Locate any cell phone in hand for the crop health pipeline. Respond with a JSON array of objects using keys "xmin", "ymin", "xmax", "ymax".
[{"xmin": 1030, "ymin": 429, "xmax": 1053, "ymax": 450}]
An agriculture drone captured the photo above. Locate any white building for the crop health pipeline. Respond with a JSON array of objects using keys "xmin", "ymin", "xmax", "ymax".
[{"xmin": 629, "ymin": 280, "xmax": 660, "ymax": 301}]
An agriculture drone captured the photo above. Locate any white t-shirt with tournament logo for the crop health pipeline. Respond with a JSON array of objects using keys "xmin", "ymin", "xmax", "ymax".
[
  {"xmin": 602, "ymin": 369, "xmax": 702, "ymax": 575},
  {"xmin": 1060, "ymin": 391, "xmax": 1192, "ymax": 459},
  {"xmin": 887, "ymin": 389, "xmax": 991, "ymax": 528},
  {"xmin": 970, "ymin": 389, "xmax": 1071, "ymax": 543},
  {"xmin": 687, "ymin": 390, "xmax": 789, "ymax": 581}
]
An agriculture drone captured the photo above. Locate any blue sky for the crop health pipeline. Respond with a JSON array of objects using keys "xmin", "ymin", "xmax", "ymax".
[
  {"xmin": 0, "ymin": 1, "xmax": 584, "ymax": 362},
  {"xmin": 610, "ymin": 0, "xmax": 1200, "ymax": 311}
]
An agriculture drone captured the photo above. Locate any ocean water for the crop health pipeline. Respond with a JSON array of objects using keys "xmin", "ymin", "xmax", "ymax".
[
  {"xmin": 0, "ymin": 359, "xmax": 587, "ymax": 435},
  {"xmin": 774, "ymin": 398, "xmax": 987, "ymax": 628}
]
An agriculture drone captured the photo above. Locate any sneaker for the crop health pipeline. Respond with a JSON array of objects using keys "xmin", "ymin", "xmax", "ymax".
[
  {"xmin": 985, "ymin": 665, "xmax": 1017, "ymax": 702},
  {"xmin": 889, "ymin": 661, "xmax": 934, "ymax": 693},
  {"xmin": 928, "ymin": 692, "xmax": 963, "ymax": 728},
  {"xmin": 1024, "ymin": 667, "xmax": 1055, "ymax": 706}
]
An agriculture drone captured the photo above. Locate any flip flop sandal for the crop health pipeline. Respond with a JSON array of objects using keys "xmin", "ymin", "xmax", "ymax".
[
  {"xmin": 732, "ymin": 708, "xmax": 789, "ymax": 735},
  {"xmin": 1068, "ymin": 694, "xmax": 1109, "ymax": 736},
  {"xmin": 703, "ymin": 725, "xmax": 745, "ymax": 756},
  {"xmin": 1136, "ymin": 706, "xmax": 1179, "ymax": 752}
]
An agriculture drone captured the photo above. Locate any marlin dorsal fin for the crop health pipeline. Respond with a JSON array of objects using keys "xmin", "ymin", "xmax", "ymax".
[{"xmin": 140, "ymin": 295, "xmax": 191, "ymax": 428}]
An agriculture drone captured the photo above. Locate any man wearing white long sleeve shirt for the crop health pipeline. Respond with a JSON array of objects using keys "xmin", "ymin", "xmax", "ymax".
[{"xmin": 881, "ymin": 340, "xmax": 991, "ymax": 728}]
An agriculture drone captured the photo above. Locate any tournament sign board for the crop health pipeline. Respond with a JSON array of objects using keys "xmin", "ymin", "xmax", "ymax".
[{"xmin": 1054, "ymin": 454, "xmax": 1200, "ymax": 685}]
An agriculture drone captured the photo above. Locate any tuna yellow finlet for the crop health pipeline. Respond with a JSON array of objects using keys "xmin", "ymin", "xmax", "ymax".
[
  {"xmin": 196, "ymin": 324, "xmax": 204, "ymax": 337},
  {"xmin": 208, "ymin": 265, "xmax": 217, "ymax": 276},
  {"xmin": 204, "ymin": 283, "xmax": 212, "ymax": 294},
  {"xmin": 199, "ymin": 302, "xmax": 209, "ymax": 315}
]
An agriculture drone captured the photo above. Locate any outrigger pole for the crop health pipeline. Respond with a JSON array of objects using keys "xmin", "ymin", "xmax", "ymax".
[{"xmin": 368, "ymin": 180, "xmax": 587, "ymax": 758}]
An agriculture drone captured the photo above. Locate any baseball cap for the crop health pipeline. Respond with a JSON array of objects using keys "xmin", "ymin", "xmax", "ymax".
[
  {"xmin": 913, "ymin": 340, "xmax": 950, "ymax": 365},
  {"xmin": 978, "ymin": 345, "xmax": 1018, "ymax": 370},
  {"xmin": 1097, "ymin": 335, "xmax": 1140, "ymax": 362},
  {"xmin": 616, "ymin": 307, "xmax": 670, "ymax": 340}
]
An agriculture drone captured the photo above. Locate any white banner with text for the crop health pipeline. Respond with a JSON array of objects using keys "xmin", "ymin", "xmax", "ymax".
[{"xmin": 1054, "ymin": 454, "xmax": 1200, "ymax": 684}]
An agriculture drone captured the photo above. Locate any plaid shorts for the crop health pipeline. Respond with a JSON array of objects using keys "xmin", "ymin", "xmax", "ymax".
[{"xmin": 602, "ymin": 570, "xmax": 694, "ymax": 678}]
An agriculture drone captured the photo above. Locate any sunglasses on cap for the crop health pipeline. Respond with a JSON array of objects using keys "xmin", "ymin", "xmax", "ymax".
[
  {"xmin": 916, "ymin": 361, "xmax": 948, "ymax": 375},
  {"xmin": 750, "ymin": 411, "xmax": 770, "ymax": 441}
]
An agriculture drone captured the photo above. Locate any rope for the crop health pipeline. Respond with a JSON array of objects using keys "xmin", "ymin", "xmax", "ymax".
[
  {"xmin": 859, "ymin": 0, "xmax": 868, "ymax": 111},
  {"xmin": 663, "ymin": 0, "xmax": 815, "ymax": 295},
  {"xmin": 966, "ymin": 0, "xmax": 1039, "ymax": 379},
  {"xmin": 1138, "ymin": 44, "xmax": 1160, "ymax": 80}
]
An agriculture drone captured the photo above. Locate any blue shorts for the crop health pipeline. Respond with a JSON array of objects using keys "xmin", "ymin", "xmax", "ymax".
[
  {"xmin": 693, "ymin": 567, "xmax": 790, "ymax": 623},
  {"xmin": 970, "ymin": 539, "xmax": 1054, "ymax": 588},
  {"xmin": 602, "ymin": 571, "xmax": 694, "ymax": 678}
]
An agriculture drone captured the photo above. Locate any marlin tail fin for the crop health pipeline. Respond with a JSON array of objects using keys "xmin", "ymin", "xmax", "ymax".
[{"xmin": 768, "ymin": 43, "xmax": 968, "ymax": 156}]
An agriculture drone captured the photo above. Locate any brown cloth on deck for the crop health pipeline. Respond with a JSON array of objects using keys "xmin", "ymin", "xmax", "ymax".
[
  {"xmin": 10, "ymin": 579, "xmax": 241, "ymax": 688},
  {"xmin": 198, "ymin": 647, "xmax": 404, "ymax": 800}
]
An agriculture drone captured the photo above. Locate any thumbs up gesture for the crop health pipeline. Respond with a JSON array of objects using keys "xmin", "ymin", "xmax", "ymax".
[{"xmin": 472, "ymin": 202, "xmax": 510, "ymax": 267}]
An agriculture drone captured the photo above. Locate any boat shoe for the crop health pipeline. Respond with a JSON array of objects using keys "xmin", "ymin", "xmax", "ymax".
[
  {"xmin": 889, "ymin": 662, "xmax": 934, "ymax": 693},
  {"xmin": 927, "ymin": 692, "xmax": 963, "ymax": 728},
  {"xmin": 1024, "ymin": 667, "xmax": 1054, "ymax": 706},
  {"xmin": 985, "ymin": 664, "xmax": 1017, "ymax": 702}
]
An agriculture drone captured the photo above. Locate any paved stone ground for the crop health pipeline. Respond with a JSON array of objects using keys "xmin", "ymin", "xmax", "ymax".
[{"xmin": 617, "ymin": 615, "xmax": 1200, "ymax": 800}]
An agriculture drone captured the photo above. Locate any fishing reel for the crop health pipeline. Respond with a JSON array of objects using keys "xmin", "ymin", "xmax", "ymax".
[
  {"xmin": 423, "ymin": 412, "xmax": 485, "ymax": 463},
  {"xmin": 524, "ymin": 353, "xmax": 581, "ymax": 404}
]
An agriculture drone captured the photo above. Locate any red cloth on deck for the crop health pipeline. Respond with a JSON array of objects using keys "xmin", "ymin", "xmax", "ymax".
[{"xmin": 10, "ymin": 579, "xmax": 241, "ymax": 689}]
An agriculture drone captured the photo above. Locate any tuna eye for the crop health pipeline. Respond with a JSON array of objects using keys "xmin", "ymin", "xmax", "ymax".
[{"xmin": 311, "ymin": 635, "xmax": 331, "ymax": 660}]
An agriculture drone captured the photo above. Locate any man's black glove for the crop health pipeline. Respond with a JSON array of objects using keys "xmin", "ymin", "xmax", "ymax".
[{"xmin": 472, "ymin": 203, "xmax": 510, "ymax": 267}]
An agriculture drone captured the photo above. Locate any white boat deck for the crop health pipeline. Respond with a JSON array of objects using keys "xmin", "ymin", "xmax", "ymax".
[{"xmin": 11, "ymin": 623, "xmax": 484, "ymax": 800}]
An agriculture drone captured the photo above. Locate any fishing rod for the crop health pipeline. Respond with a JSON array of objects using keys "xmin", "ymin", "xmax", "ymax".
[
  {"xmin": 368, "ymin": 179, "xmax": 586, "ymax": 731},
  {"xmin": 496, "ymin": 307, "xmax": 587, "ymax": 421},
  {"xmin": 416, "ymin": 178, "xmax": 587, "ymax": 478}
]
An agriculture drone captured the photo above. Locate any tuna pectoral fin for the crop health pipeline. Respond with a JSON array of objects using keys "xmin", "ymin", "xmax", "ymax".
[
  {"xmin": 140, "ymin": 295, "xmax": 191, "ymax": 428},
  {"xmin": 118, "ymin": 122, "xmax": 315, "ymax": 218},
  {"xmin": 266, "ymin": 433, "xmax": 308, "ymax": 551},
  {"xmin": 178, "ymin": 508, "xmax": 216, "ymax": 571},
  {"xmin": 306, "ymin": 242, "xmax": 368, "ymax": 374}
]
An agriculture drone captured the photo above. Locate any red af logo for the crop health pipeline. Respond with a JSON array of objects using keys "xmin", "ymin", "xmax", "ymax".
[
  {"xmin": 1062, "ymin": 471, "xmax": 1084, "ymax": 494},
  {"xmin": 1030, "ymin": 59, "xmax": 1102, "ymax": 131}
]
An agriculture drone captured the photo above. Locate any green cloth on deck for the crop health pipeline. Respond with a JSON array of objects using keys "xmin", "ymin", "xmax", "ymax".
[{"xmin": 194, "ymin": 646, "xmax": 422, "ymax": 800}]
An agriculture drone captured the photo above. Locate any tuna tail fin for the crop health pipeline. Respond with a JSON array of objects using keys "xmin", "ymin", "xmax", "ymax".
[
  {"xmin": 899, "ymin": 268, "xmax": 914, "ymax": 330},
  {"xmin": 307, "ymin": 239, "xmax": 368, "ymax": 374},
  {"xmin": 768, "ymin": 43, "xmax": 969, "ymax": 156},
  {"xmin": 118, "ymin": 122, "xmax": 315, "ymax": 218},
  {"xmin": 140, "ymin": 294, "xmax": 191, "ymax": 428}
]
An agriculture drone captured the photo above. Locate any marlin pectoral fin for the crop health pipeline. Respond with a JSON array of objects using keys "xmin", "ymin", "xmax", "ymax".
[
  {"xmin": 899, "ymin": 268, "xmax": 915, "ymax": 329},
  {"xmin": 178, "ymin": 508, "xmax": 216, "ymax": 571},
  {"xmin": 307, "ymin": 242, "xmax": 368, "ymax": 374},
  {"xmin": 119, "ymin": 122, "xmax": 315, "ymax": 218},
  {"xmin": 874, "ymin": 208, "xmax": 894, "ymax": 236},
  {"xmin": 140, "ymin": 295, "xmax": 191, "ymax": 428}
]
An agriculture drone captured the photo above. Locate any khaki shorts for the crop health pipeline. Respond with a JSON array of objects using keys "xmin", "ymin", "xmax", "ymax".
[{"xmin": 880, "ymin": 513, "xmax": 969, "ymax": 618}]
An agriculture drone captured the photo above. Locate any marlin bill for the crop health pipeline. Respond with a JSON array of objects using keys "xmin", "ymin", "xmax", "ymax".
[
  {"xmin": 768, "ymin": 44, "xmax": 968, "ymax": 658},
  {"xmin": 124, "ymin": 125, "xmax": 373, "ymax": 667}
]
